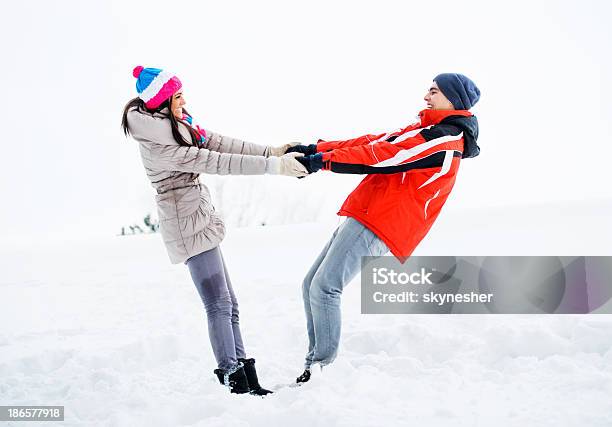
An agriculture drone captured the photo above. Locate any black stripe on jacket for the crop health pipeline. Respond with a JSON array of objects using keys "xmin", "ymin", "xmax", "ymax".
[
  {"xmin": 326, "ymin": 150, "xmax": 462, "ymax": 175},
  {"xmin": 418, "ymin": 124, "xmax": 463, "ymax": 142}
]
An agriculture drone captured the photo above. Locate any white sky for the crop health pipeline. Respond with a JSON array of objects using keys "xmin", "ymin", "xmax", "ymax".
[{"xmin": 1, "ymin": 0, "xmax": 611, "ymax": 242}]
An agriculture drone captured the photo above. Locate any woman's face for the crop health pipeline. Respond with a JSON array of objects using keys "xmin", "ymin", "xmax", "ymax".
[{"xmin": 170, "ymin": 89, "xmax": 186, "ymax": 119}]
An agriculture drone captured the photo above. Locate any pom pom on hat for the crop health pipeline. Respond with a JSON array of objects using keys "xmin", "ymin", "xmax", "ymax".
[{"xmin": 132, "ymin": 65, "xmax": 144, "ymax": 78}]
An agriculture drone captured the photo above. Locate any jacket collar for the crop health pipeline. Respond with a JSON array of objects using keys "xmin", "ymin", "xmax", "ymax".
[
  {"xmin": 418, "ymin": 108, "xmax": 472, "ymax": 127},
  {"xmin": 153, "ymin": 106, "xmax": 170, "ymax": 118}
]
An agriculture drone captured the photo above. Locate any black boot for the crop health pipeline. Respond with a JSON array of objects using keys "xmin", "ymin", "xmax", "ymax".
[
  {"xmin": 296, "ymin": 369, "xmax": 311, "ymax": 384},
  {"xmin": 238, "ymin": 358, "xmax": 273, "ymax": 396},
  {"xmin": 214, "ymin": 363, "xmax": 250, "ymax": 394}
]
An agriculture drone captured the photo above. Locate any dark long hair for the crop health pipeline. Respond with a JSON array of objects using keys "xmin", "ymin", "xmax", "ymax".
[{"xmin": 121, "ymin": 97, "xmax": 202, "ymax": 148}]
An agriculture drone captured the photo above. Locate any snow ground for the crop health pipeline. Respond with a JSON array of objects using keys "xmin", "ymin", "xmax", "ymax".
[{"xmin": 1, "ymin": 201, "xmax": 612, "ymax": 427}]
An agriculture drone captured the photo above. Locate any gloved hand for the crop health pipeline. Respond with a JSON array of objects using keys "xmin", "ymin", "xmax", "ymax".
[
  {"xmin": 296, "ymin": 153, "xmax": 324, "ymax": 174},
  {"xmin": 268, "ymin": 142, "xmax": 301, "ymax": 157},
  {"xmin": 286, "ymin": 144, "xmax": 317, "ymax": 156},
  {"xmin": 266, "ymin": 152, "xmax": 309, "ymax": 178}
]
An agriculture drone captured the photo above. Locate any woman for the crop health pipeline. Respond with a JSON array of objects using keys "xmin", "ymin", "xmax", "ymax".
[{"xmin": 121, "ymin": 65, "xmax": 307, "ymax": 395}]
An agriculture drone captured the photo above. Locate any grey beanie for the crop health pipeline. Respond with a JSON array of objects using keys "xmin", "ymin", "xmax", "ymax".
[{"xmin": 434, "ymin": 73, "xmax": 480, "ymax": 110}]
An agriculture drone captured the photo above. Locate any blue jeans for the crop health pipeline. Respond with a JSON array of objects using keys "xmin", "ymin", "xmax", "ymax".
[
  {"xmin": 302, "ymin": 217, "xmax": 389, "ymax": 369},
  {"xmin": 186, "ymin": 246, "xmax": 246, "ymax": 371}
]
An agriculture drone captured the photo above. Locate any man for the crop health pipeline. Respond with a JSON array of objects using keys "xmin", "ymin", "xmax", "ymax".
[{"xmin": 290, "ymin": 73, "xmax": 481, "ymax": 383}]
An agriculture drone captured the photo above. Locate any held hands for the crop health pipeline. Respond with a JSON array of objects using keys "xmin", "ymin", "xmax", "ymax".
[
  {"xmin": 286, "ymin": 144, "xmax": 318, "ymax": 156},
  {"xmin": 296, "ymin": 153, "xmax": 323, "ymax": 174},
  {"xmin": 266, "ymin": 142, "xmax": 321, "ymax": 178},
  {"xmin": 265, "ymin": 152, "xmax": 309, "ymax": 178},
  {"xmin": 269, "ymin": 143, "xmax": 318, "ymax": 157},
  {"xmin": 268, "ymin": 142, "xmax": 301, "ymax": 157}
]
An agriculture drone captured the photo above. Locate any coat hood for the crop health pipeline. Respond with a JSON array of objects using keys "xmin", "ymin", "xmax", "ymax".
[{"xmin": 441, "ymin": 114, "xmax": 480, "ymax": 158}]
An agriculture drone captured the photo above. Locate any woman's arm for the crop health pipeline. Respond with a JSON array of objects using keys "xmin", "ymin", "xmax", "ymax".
[
  {"xmin": 204, "ymin": 130, "xmax": 272, "ymax": 157},
  {"xmin": 128, "ymin": 109, "xmax": 269, "ymax": 175},
  {"xmin": 128, "ymin": 109, "xmax": 309, "ymax": 176},
  {"xmin": 140, "ymin": 141, "xmax": 269, "ymax": 175}
]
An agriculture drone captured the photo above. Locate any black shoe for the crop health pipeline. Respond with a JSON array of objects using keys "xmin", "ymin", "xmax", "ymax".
[
  {"xmin": 214, "ymin": 363, "xmax": 250, "ymax": 394},
  {"xmin": 296, "ymin": 369, "xmax": 311, "ymax": 384},
  {"xmin": 238, "ymin": 358, "xmax": 273, "ymax": 396}
]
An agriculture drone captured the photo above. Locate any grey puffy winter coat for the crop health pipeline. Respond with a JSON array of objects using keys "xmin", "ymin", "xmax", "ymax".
[{"xmin": 127, "ymin": 106, "xmax": 272, "ymax": 264}]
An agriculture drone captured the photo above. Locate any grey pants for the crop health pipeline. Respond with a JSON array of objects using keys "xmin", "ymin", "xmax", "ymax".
[
  {"xmin": 186, "ymin": 246, "xmax": 246, "ymax": 371},
  {"xmin": 302, "ymin": 217, "xmax": 389, "ymax": 369}
]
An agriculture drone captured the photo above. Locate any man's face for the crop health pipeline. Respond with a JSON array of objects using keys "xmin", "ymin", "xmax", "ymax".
[{"xmin": 424, "ymin": 82, "xmax": 454, "ymax": 110}]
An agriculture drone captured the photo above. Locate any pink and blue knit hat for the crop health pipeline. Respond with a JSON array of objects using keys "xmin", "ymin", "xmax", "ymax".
[{"xmin": 132, "ymin": 65, "xmax": 182, "ymax": 109}]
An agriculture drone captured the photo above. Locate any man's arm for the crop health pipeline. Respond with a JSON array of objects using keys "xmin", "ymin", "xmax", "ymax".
[
  {"xmin": 303, "ymin": 124, "xmax": 465, "ymax": 174},
  {"xmin": 315, "ymin": 131, "xmax": 389, "ymax": 152},
  {"xmin": 314, "ymin": 117, "xmax": 425, "ymax": 152}
]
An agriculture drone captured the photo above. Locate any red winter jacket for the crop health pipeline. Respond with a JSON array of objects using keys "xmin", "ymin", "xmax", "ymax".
[{"xmin": 316, "ymin": 109, "xmax": 480, "ymax": 262}]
